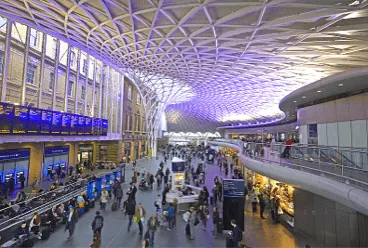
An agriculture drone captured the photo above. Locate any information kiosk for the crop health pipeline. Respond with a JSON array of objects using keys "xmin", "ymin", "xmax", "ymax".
[
  {"xmin": 171, "ymin": 157, "xmax": 186, "ymax": 191},
  {"xmin": 222, "ymin": 179, "xmax": 245, "ymax": 231}
]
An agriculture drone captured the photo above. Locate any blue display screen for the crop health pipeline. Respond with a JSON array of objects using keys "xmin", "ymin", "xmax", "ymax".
[
  {"xmin": 40, "ymin": 110, "xmax": 53, "ymax": 134},
  {"xmin": 223, "ymin": 179, "xmax": 245, "ymax": 198},
  {"xmin": 61, "ymin": 113, "xmax": 71, "ymax": 135},
  {"xmin": 78, "ymin": 116, "xmax": 85, "ymax": 135},
  {"xmin": 102, "ymin": 119, "xmax": 108, "ymax": 136},
  {"xmin": 70, "ymin": 114, "xmax": 78, "ymax": 135},
  {"xmin": 27, "ymin": 108, "xmax": 41, "ymax": 134},
  {"xmin": 93, "ymin": 118, "xmax": 100, "ymax": 135},
  {"xmin": 12, "ymin": 106, "xmax": 28, "ymax": 134},
  {"xmin": 0, "ymin": 103, "xmax": 13, "ymax": 134},
  {"xmin": 85, "ymin": 117, "xmax": 92, "ymax": 135},
  {"xmin": 51, "ymin": 112, "xmax": 62, "ymax": 134}
]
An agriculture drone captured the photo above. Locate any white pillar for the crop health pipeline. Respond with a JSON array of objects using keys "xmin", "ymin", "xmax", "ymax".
[
  {"xmin": 74, "ymin": 49, "xmax": 81, "ymax": 113},
  {"xmin": 84, "ymin": 54, "xmax": 90, "ymax": 115},
  {"xmin": 91, "ymin": 58, "xmax": 97, "ymax": 117},
  {"xmin": 1, "ymin": 21, "xmax": 12, "ymax": 102},
  {"xmin": 37, "ymin": 33, "xmax": 47, "ymax": 108},
  {"xmin": 51, "ymin": 39, "xmax": 60, "ymax": 110},
  {"xmin": 98, "ymin": 65, "xmax": 104, "ymax": 118},
  {"xmin": 63, "ymin": 46, "xmax": 72, "ymax": 112},
  {"xmin": 21, "ymin": 26, "xmax": 31, "ymax": 105}
]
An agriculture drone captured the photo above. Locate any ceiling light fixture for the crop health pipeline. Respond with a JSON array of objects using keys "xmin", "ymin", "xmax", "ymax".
[
  {"xmin": 317, "ymin": 90, "xmax": 321, "ymax": 93},
  {"xmin": 338, "ymin": 83, "xmax": 344, "ymax": 87},
  {"xmin": 293, "ymin": 100, "xmax": 297, "ymax": 103},
  {"xmin": 302, "ymin": 96, "xmax": 306, "ymax": 99}
]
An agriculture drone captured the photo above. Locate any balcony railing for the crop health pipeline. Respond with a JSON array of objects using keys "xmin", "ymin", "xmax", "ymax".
[{"xmin": 211, "ymin": 139, "xmax": 368, "ymax": 190}]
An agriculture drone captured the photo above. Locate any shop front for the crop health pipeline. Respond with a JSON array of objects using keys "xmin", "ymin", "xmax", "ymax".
[
  {"xmin": 134, "ymin": 141, "xmax": 139, "ymax": 160},
  {"xmin": 44, "ymin": 146, "xmax": 69, "ymax": 179},
  {"xmin": 247, "ymin": 172, "xmax": 295, "ymax": 227},
  {"xmin": 0, "ymin": 148, "xmax": 30, "ymax": 185},
  {"xmin": 124, "ymin": 142, "xmax": 131, "ymax": 163},
  {"xmin": 78, "ymin": 144, "xmax": 93, "ymax": 168}
]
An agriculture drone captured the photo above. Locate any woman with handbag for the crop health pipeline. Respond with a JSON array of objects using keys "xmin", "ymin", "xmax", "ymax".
[{"xmin": 134, "ymin": 203, "xmax": 146, "ymax": 236}]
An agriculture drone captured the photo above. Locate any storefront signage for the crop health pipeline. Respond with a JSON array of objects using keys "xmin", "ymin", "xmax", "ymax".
[
  {"xmin": 0, "ymin": 148, "xmax": 30, "ymax": 161},
  {"xmin": 172, "ymin": 161, "xmax": 185, "ymax": 172},
  {"xmin": 45, "ymin": 146, "xmax": 69, "ymax": 156},
  {"xmin": 223, "ymin": 179, "xmax": 245, "ymax": 198}
]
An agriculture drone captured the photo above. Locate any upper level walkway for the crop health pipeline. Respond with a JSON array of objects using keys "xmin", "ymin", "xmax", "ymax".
[{"xmin": 209, "ymin": 139, "xmax": 368, "ymax": 216}]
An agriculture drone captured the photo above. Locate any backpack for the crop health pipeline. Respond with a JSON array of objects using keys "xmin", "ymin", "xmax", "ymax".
[{"xmin": 93, "ymin": 217, "xmax": 103, "ymax": 231}]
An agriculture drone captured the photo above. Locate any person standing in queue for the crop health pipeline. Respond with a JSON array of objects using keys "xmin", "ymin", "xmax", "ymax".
[
  {"xmin": 19, "ymin": 173, "xmax": 26, "ymax": 189},
  {"xmin": 259, "ymin": 194, "xmax": 266, "ymax": 219},
  {"xmin": 230, "ymin": 219, "xmax": 242, "ymax": 247},
  {"xmin": 65, "ymin": 207, "xmax": 78, "ymax": 240},
  {"xmin": 134, "ymin": 203, "xmax": 146, "ymax": 236},
  {"xmin": 100, "ymin": 189, "xmax": 109, "ymax": 211},
  {"xmin": 130, "ymin": 183, "xmax": 137, "ymax": 203},
  {"xmin": 212, "ymin": 207, "xmax": 220, "ymax": 237},
  {"xmin": 8, "ymin": 175, "xmax": 15, "ymax": 195},
  {"xmin": 188, "ymin": 207, "xmax": 197, "ymax": 240}
]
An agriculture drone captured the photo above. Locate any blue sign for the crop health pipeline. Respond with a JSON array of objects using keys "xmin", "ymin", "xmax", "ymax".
[
  {"xmin": 223, "ymin": 179, "xmax": 244, "ymax": 198},
  {"xmin": 172, "ymin": 161, "xmax": 185, "ymax": 172},
  {"xmin": 0, "ymin": 148, "xmax": 30, "ymax": 161},
  {"xmin": 45, "ymin": 146, "xmax": 69, "ymax": 156}
]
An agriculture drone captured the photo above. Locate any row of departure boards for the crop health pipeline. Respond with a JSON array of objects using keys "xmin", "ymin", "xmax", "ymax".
[{"xmin": 0, "ymin": 102, "xmax": 108, "ymax": 136}]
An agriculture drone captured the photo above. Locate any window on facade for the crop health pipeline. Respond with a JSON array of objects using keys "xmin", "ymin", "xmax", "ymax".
[
  {"xmin": 70, "ymin": 51, "xmax": 76, "ymax": 67},
  {"xmin": 68, "ymin": 81, "xmax": 74, "ymax": 97},
  {"xmin": 0, "ymin": 51, "xmax": 3, "ymax": 74},
  {"xmin": 137, "ymin": 94, "xmax": 141, "ymax": 105},
  {"xmin": 127, "ymin": 85, "xmax": 132, "ymax": 100},
  {"xmin": 82, "ymin": 59, "xmax": 87, "ymax": 73},
  {"xmin": 26, "ymin": 63, "xmax": 36, "ymax": 84},
  {"xmin": 136, "ymin": 116, "xmax": 140, "ymax": 131},
  {"xmin": 52, "ymin": 38, "xmax": 57, "ymax": 58},
  {"xmin": 126, "ymin": 115, "xmax": 130, "ymax": 130},
  {"xmin": 30, "ymin": 29, "xmax": 38, "ymax": 47},
  {"xmin": 129, "ymin": 115, "xmax": 133, "ymax": 131},
  {"xmin": 0, "ymin": 17, "xmax": 6, "ymax": 32},
  {"xmin": 142, "ymin": 119, "xmax": 146, "ymax": 132},
  {"xmin": 81, "ymin": 85, "xmax": 86, "ymax": 100},
  {"xmin": 49, "ymin": 72, "xmax": 55, "ymax": 90}
]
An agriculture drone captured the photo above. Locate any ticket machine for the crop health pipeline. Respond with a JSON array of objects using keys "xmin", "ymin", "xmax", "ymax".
[
  {"xmin": 95, "ymin": 177, "xmax": 103, "ymax": 197},
  {"xmin": 60, "ymin": 162, "xmax": 66, "ymax": 171},
  {"xmin": 103, "ymin": 174, "xmax": 112, "ymax": 191},
  {"xmin": 54, "ymin": 163, "xmax": 60, "ymax": 170},
  {"xmin": 4, "ymin": 172, "xmax": 14, "ymax": 183},
  {"xmin": 113, "ymin": 170, "xmax": 121, "ymax": 183},
  {"xmin": 87, "ymin": 180, "xmax": 96, "ymax": 200},
  {"xmin": 45, "ymin": 164, "xmax": 53, "ymax": 177},
  {"xmin": 120, "ymin": 163, "xmax": 126, "ymax": 183},
  {"xmin": 15, "ymin": 170, "xmax": 25, "ymax": 184}
]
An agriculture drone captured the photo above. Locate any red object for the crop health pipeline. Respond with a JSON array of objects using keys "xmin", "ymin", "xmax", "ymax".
[{"xmin": 285, "ymin": 139, "xmax": 292, "ymax": 146}]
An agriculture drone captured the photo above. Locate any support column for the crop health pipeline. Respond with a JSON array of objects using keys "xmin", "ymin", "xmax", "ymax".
[
  {"xmin": 1, "ymin": 21, "xmax": 12, "ymax": 102},
  {"xmin": 115, "ymin": 73, "xmax": 120, "ymax": 134},
  {"xmin": 51, "ymin": 39, "xmax": 60, "ymax": 110},
  {"xmin": 104, "ymin": 66, "xmax": 110, "ymax": 120},
  {"xmin": 91, "ymin": 58, "xmax": 97, "ymax": 117},
  {"xmin": 74, "ymin": 49, "xmax": 81, "ymax": 113},
  {"xmin": 98, "ymin": 65, "xmax": 104, "ymax": 118},
  {"xmin": 119, "ymin": 74, "xmax": 124, "ymax": 134},
  {"xmin": 84, "ymin": 54, "xmax": 90, "ymax": 115},
  {"xmin": 37, "ymin": 33, "xmax": 47, "ymax": 108},
  {"xmin": 21, "ymin": 27, "xmax": 31, "ymax": 105},
  {"xmin": 63, "ymin": 46, "xmax": 72, "ymax": 112}
]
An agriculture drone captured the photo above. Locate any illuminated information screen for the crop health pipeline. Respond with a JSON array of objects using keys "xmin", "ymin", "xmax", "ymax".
[
  {"xmin": 12, "ymin": 106, "xmax": 28, "ymax": 134},
  {"xmin": 70, "ymin": 114, "xmax": 78, "ymax": 135},
  {"xmin": 85, "ymin": 117, "xmax": 92, "ymax": 135},
  {"xmin": 78, "ymin": 116, "xmax": 85, "ymax": 135},
  {"xmin": 0, "ymin": 103, "xmax": 13, "ymax": 134},
  {"xmin": 102, "ymin": 119, "xmax": 108, "ymax": 136},
  {"xmin": 51, "ymin": 112, "xmax": 62, "ymax": 134},
  {"xmin": 61, "ymin": 113, "xmax": 71, "ymax": 135},
  {"xmin": 40, "ymin": 110, "xmax": 53, "ymax": 134},
  {"xmin": 27, "ymin": 108, "xmax": 41, "ymax": 134}
]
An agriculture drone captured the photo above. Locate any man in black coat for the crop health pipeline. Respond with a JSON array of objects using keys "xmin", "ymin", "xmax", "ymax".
[{"xmin": 230, "ymin": 219, "xmax": 242, "ymax": 247}]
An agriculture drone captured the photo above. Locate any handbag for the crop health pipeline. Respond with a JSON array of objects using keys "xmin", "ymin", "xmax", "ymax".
[{"xmin": 133, "ymin": 216, "xmax": 138, "ymax": 223}]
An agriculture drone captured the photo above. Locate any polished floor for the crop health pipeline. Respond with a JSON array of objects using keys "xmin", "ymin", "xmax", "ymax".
[{"xmin": 32, "ymin": 154, "xmax": 308, "ymax": 248}]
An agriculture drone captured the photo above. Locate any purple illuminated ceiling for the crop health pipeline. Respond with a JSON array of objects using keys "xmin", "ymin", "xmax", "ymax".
[{"xmin": 1, "ymin": 0, "xmax": 368, "ymax": 132}]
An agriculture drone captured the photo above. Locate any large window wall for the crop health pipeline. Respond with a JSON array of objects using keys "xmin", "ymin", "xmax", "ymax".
[{"xmin": 0, "ymin": 16, "xmax": 124, "ymax": 134}]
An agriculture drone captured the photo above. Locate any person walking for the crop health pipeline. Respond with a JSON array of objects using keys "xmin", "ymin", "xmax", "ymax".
[
  {"xmin": 146, "ymin": 213, "xmax": 160, "ymax": 246},
  {"xmin": 259, "ymin": 194, "xmax": 266, "ymax": 219},
  {"xmin": 251, "ymin": 190, "xmax": 258, "ymax": 213},
  {"xmin": 230, "ymin": 220, "xmax": 242, "ymax": 247},
  {"xmin": 19, "ymin": 173, "xmax": 26, "ymax": 189},
  {"xmin": 212, "ymin": 185, "xmax": 218, "ymax": 205},
  {"xmin": 134, "ymin": 203, "xmax": 146, "ymax": 236},
  {"xmin": 91, "ymin": 211, "xmax": 104, "ymax": 234},
  {"xmin": 126, "ymin": 198, "xmax": 136, "ymax": 232},
  {"xmin": 218, "ymin": 181, "xmax": 223, "ymax": 202},
  {"xmin": 115, "ymin": 184, "xmax": 123, "ymax": 208},
  {"xmin": 225, "ymin": 166, "xmax": 229, "ymax": 177},
  {"xmin": 8, "ymin": 175, "xmax": 15, "ymax": 195},
  {"xmin": 199, "ymin": 205, "xmax": 209, "ymax": 230},
  {"xmin": 188, "ymin": 207, "xmax": 197, "ymax": 240},
  {"xmin": 100, "ymin": 189, "xmax": 109, "ymax": 210},
  {"xmin": 230, "ymin": 163, "xmax": 234, "ymax": 174},
  {"xmin": 172, "ymin": 198, "xmax": 178, "ymax": 227},
  {"xmin": 212, "ymin": 207, "xmax": 220, "ymax": 237},
  {"xmin": 165, "ymin": 203, "xmax": 175, "ymax": 230},
  {"xmin": 65, "ymin": 207, "xmax": 78, "ymax": 240}
]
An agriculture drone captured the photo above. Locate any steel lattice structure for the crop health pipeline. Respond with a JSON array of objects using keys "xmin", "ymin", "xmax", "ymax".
[{"xmin": 0, "ymin": 0, "xmax": 368, "ymax": 132}]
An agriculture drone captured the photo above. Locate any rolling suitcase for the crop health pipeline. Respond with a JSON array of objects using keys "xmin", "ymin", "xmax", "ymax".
[
  {"xmin": 111, "ymin": 201, "xmax": 118, "ymax": 211},
  {"xmin": 40, "ymin": 227, "xmax": 51, "ymax": 240}
]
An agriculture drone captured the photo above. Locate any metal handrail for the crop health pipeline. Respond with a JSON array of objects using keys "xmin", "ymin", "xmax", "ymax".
[{"xmin": 212, "ymin": 139, "xmax": 368, "ymax": 190}]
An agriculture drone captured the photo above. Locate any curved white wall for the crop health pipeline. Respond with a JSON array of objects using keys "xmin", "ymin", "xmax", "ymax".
[{"xmin": 210, "ymin": 141, "xmax": 368, "ymax": 216}]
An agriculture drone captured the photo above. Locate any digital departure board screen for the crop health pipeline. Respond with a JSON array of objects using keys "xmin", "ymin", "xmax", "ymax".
[
  {"xmin": 27, "ymin": 108, "xmax": 41, "ymax": 134},
  {"xmin": 51, "ymin": 112, "xmax": 62, "ymax": 134},
  {"xmin": 0, "ymin": 103, "xmax": 13, "ymax": 134},
  {"xmin": 97, "ymin": 118, "xmax": 102, "ymax": 135},
  {"xmin": 40, "ymin": 110, "xmax": 53, "ymax": 134},
  {"xmin": 61, "ymin": 113, "xmax": 71, "ymax": 135},
  {"xmin": 70, "ymin": 114, "xmax": 78, "ymax": 135},
  {"xmin": 92, "ymin": 118, "xmax": 99, "ymax": 135},
  {"xmin": 85, "ymin": 117, "xmax": 92, "ymax": 135},
  {"xmin": 77, "ymin": 116, "xmax": 85, "ymax": 135},
  {"xmin": 102, "ymin": 119, "xmax": 108, "ymax": 136},
  {"xmin": 12, "ymin": 106, "xmax": 28, "ymax": 134}
]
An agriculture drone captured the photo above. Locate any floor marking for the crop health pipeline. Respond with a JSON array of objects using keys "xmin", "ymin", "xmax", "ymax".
[{"xmin": 104, "ymin": 222, "xmax": 127, "ymax": 248}]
